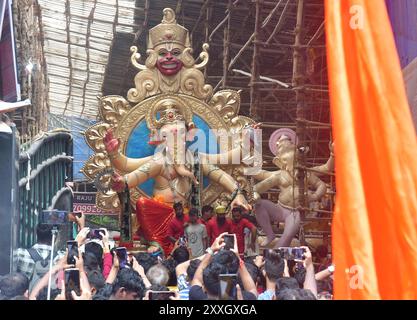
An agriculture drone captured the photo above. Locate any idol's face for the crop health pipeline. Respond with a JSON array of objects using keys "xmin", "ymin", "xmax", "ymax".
[
  {"xmin": 160, "ymin": 122, "xmax": 187, "ymax": 163},
  {"xmin": 155, "ymin": 45, "xmax": 183, "ymax": 76}
]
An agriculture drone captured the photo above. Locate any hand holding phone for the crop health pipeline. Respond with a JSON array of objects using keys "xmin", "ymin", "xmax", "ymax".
[
  {"xmin": 88, "ymin": 228, "xmax": 105, "ymax": 240},
  {"xmin": 65, "ymin": 268, "xmax": 81, "ymax": 300},
  {"xmin": 219, "ymin": 274, "xmax": 238, "ymax": 300},
  {"xmin": 67, "ymin": 240, "xmax": 79, "ymax": 265},
  {"xmin": 68, "ymin": 212, "xmax": 82, "ymax": 223},
  {"xmin": 223, "ymin": 234, "xmax": 235, "ymax": 251},
  {"xmin": 115, "ymin": 247, "xmax": 128, "ymax": 268}
]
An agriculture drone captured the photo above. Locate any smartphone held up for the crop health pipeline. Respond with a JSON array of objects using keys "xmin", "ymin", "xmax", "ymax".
[{"xmin": 64, "ymin": 268, "xmax": 81, "ymax": 300}]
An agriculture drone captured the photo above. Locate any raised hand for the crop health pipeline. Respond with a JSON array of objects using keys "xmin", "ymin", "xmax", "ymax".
[
  {"xmin": 231, "ymin": 194, "xmax": 252, "ymax": 211},
  {"xmin": 103, "ymin": 128, "xmax": 120, "ymax": 154},
  {"xmin": 111, "ymin": 172, "xmax": 125, "ymax": 192}
]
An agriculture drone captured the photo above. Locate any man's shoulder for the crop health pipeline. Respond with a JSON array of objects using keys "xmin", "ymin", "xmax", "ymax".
[{"xmin": 241, "ymin": 218, "xmax": 254, "ymax": 227}]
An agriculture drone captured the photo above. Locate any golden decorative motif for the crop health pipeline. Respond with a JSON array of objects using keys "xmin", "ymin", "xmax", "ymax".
[
  {"xmin": 96, "ymin": 191, "xmax": 120, "ymax": 210},
  {"xmin": 84, "ymin": 123, "xmax": 111, "ymax": 153},
  {"xmin": 80, "ymin": 153, "xmax": 110, "ymax": 180},
  {"xmin": 208, "ymin": 90, "xmax": 241, "ymax": 123},
  {"xmin": 98, "ymin": 96, "xmax": 131, "ymax": 128}
]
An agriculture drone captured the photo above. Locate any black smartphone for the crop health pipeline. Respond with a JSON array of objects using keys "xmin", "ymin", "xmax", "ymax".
[
  {"xmin": 263, "ymin": 248, "xmax": 270, "ymax": 259},
  {"xmin": 67, "ymin": 240, "xmax": 79, "ymax": 265},
  {"xmin": 116, "ymin": 247, "xmax": 128, "ymax": 268},
  {"xmin": 39, "ymin": 210, "xmax": 67, "ymax": 225},
  {"xmin": 223, "ymin": 234, "xmax": 235, "ymax": 250},
  {"xmin": 148, "ymin": 291, "xmax": 175, "ymax": 300},
  {"xmin": 65, "ymin": 268, "xmax": 81, "ymax": 300},
  {"xmin": 219, "ymin": 274, "xmax": 238, "ymax": 300},
  {"xmin": 278, "ymin": 247, "xmax": 306, "ymax": 260},
  {"xmin": 88, "ymin": 228, "xmax": 105, "ymax": 240}
]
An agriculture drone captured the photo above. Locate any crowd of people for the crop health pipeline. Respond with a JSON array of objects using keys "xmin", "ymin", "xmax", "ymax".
[{"xmin": 0, "ymin": 204, "xmax": 334, "ymax": 301}]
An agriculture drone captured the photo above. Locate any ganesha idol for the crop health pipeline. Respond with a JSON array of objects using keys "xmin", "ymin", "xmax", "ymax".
[{"xmin": 82, "ymin": 8, "xmax": 255, "ymax": 254}]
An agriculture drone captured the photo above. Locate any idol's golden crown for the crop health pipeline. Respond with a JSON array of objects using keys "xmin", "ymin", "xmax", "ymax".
[{"xmin": 148, "ymin": 8, "xmax": 191, "ymax": 49}]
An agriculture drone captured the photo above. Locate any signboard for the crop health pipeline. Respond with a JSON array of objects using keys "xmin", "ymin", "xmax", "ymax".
[{"xmin": 73, "ymin": 192, "xmax": 118, "ymax": 215}]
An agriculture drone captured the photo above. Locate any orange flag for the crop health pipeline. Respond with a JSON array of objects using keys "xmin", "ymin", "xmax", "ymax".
[{"xmin": 325, "ymin": 0, "xmax": 417, "ymax": 299}]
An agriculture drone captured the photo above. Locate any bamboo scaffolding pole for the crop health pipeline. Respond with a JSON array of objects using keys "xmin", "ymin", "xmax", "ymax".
[
  {"xmin": 249, "ymin": 0, "xmax": 261, "ymax": 119},
  {"xmin": 63, "ymin": 0, "xmax": 73, "ymax": 116},
  {"xmin": 209, "ymin": 13, "xmax": 229, "ymax": 42},
  {"xmin": 222, "ymin": 0, "xmax": 232, "ymax": 88},
  {"xmin": 80, "ymin": 0, "xmax": 97, "ymax": 117},
  {"xmin": 266, "ymin": 0, "xmax": 291, "ymax": 45},
  {"xmin": 233, "ymin": 68, "xmax": 290, "ymax": 88},
  {"xmin": 262, "ymin": 0, "xmax": 284, "ymax": 29},
  {"xmin": 293, "ymin": 0, "xmax": 307, "ymax": 244}
]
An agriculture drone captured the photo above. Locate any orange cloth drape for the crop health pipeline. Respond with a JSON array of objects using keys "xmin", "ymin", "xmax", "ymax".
[{"xmin": 325, "ymin": 0, "xmax": 417, "ymax": 299}]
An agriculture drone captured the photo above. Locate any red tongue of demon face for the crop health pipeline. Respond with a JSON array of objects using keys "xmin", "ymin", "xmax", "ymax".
[{"xmin": 156, "ymin": 48, "xmax": 183, "ymax": 76}]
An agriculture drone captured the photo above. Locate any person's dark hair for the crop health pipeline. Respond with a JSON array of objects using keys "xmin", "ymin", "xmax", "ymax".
[
  {"xmin": 298, "ymin": 289, "xmax": 316, "ymax": 300},
  {"xmin": 189, "ymin": 208, "xmax": 199, "ymax": 217},
  {"xmin": 172, "ymin": 246, "xmax": 189, "ymax": 264},
  {"xmin": 173, "ymin": 202, "xmax": 183, "ymax": 211},
  {"xmin": 83, "ymin": 251, "xmax": 100, "ymax": 272},
  {"xmin": 203, "ymin": 262, "xmax": 227, "ymax": 296},
  {"xmin": 212, "ymin": 250, "xmax": 239, "ymax": 274},
  {"xmin": 202, "ymin": 205, "xmax": 213, "ymax": 214},
  {"xmin": 36, "ymin": 287, "xmax": 61, "ymax": 300},
  {"xmin": 161, "ymin": 259, "xmax": 178, "ymax": 286},
  {"xmin": 87, "ymin": 270, "xmax": 105, "ymax": 293},
  {"xmin": 112, "ymin": 268, "xmax": 145, "ymax": 300},
  {"xmin": 187, "ymin": 259, "xmax": 201, "ymax": 281},
  {"xmin": 276, "ymin": 288, "xmax": 301, "ymax": 300},
  {"xmin": 148, "ymin": 284, "xmax": 169, "ymax": 292},
  {"xmin": 36, "ymin": 224, "xmax": 53, "ymax": 244},
  {"xmin": 85, "ymin": 242, "xmax": 104, "ymax": 270},
  {"xmin": 135, "ymin": 252, "xmax": 158, "ymax": 274},
  {"xmin": 276, "ymin": 288, "xmax": 316, "ymax": 300},
  {"xmin": 277, "ymin": 277, "xmax": 300, "ymax": 292},
  {"xmin": 293, "ymin": 265, "xmax": 306, "ymax": 288},
  {"xmin": 0, "ymin": 273, "xmax": 29, "ymax": 299},
  {"xmin": 92, "ymin": 293, "xmax": 109, "ymax": 300},
  {"xmin": 231, "ymin": 206, "xmax": 243, "ymax": 214},
  {"xmin": 264, "ymin": 252, "xmax": 285, "ymax": 281},
  {"xmin": 317, "ymin": 279, "xmax": 333, "ymax": 294},
  {"xmin": 95, "ymin": 283, "xmax": 113, "ymax": 299}
]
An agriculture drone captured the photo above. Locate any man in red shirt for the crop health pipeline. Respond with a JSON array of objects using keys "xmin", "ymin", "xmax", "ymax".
[
  {"xmin": 230, "ymin": 206, "xmax": 257, "ymax": 256},
  {"xmin": 206, "ymin": 205, "xmax": 232, "ymax": 245},
  {"xmin": 200, "ymin": 205, "xmax": 214, "ymax": 226},
  {"xmin": 167, "ymin": 202, "xmax": 189, "ymax": 244}
]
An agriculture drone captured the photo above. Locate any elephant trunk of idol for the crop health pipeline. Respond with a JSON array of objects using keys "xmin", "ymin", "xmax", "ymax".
[{"xmin": 165, "ymin": 139, "xmax": 197, "ymax": 183}]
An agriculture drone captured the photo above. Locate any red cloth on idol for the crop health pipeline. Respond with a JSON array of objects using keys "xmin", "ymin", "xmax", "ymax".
[{"xmin": 135, "ymin": 197, "xmax": 175, "ymax": 255}]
